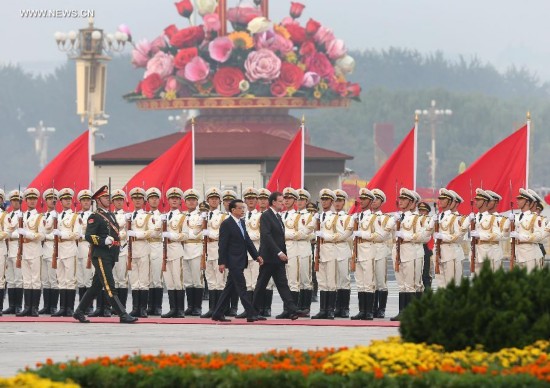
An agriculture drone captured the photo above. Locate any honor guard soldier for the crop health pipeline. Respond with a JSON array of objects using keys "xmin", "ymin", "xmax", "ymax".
[
  {"xmin": 73, "ymin": 185, "xmax": 137, "ymax": 323},
  {"xmin": 111, "ymin": 189, "xmax": 129, "ymax": 308},
  {"xmin": 306, "ymin": 201, "xmax": 320, "ymax": 302},
  {"xmin": 3, "ymin": 190, "xmax": 24, "ymax": 314},
  {"xmin": 40, "ymin": 188, "xmax": 59, "ymax": 315},
  {"xmin": 510, "ymin": 189, "xmax": 545, "ymax": 273},
  {"xmin": 221, "ymin": 189, "xmax": 239, "ymax": 316},
  {"xmin": 295, "ymin": 189, "xmax": 316, "ymax": 315},
  {"xmin": 146, "ymin": 187, "xmax": 164, "ymax": 316},
  {"xmin": 486, "ymin": 190, "xmax": 511, "ymax": 269},
  {"xmin": 15, "ymin": 188, "xmax": 45, "ymax": 317},
  {"xmin": 312, "ymin": 189, "xmax": 339, "ymax": 320},
  {"xmin": 181, "ymin": 188, "xmax": 205, "ymax": 316},
  {"xmin": 0, "ymin": 189, "xmax": 8, "ymax": 314},
  {"xmin": 127, "ymin": 187, "xmax": 157, "ymax": 318},
  {"xmin": 51, "ymin": 188, "xmax": 81, "ymax": 317},
  {"xmin": 257, "ymin": 188, "xmax": 276, "ymax": 316},
  {"xmin": 76, "ymin": 189, "xmax": 95, "ymax": 314},
  {"xmin": 236, "ymin": 187, "xmax": 261, "ymax": 319},
  {"xmin": 527, "ymin": 189, "xmax": 546, "ymax": 267},
  {"xmin": 201, "ymin": 187, "xmax": 226, "ymax": 318},
  {"xmin": 332, "ymin": 189, "xmax": 354, "ymax": 318},
  {"xmin": 161, "ymin": 187, "xmax": 186, "ymax": 318},
  {"xmin": 277, "ymin": 187, "xmax": 301, "ymax": 319},
  {"xmin": 391, "ymin": 188, "xmax": 426, "ymax": 321}
]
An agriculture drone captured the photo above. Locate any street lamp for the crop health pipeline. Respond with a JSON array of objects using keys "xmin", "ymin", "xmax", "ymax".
[
  {"xmin": 55, "ymin": 18, "xmax": 128, "ymax": 189},
  {"xmin": 27, "ymin": 121, "xmax": 56, "ymax": 169},
  {"xmin": 415, "ymin": 100, "xmax": 452, "ymax": 191}
]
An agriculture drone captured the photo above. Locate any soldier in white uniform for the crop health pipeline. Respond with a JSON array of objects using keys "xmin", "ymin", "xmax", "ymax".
[
  {"xmin": 126, "ymin": 187, "xmax": 157, "ymax": 318},
  {"xmin": 112, "ymin": 189, "xmax": 129, "ymax": 308},
  {"xmin": 510, "ymin": 189, "xmax": 545, "ymax": 273},
  {"xmin": 146, "ymin": 187, "xmax": 164, "ymax": 316},
  {"xmin": 295, "ymin": 189, "xmax": 316, "ymax": 315},
  {"xmin": 15, "ymin": 188, "xmax": 46, "ymax": 316},
  {"xmin": 181, "ymin": 188, "xmax": 205, "ymax": 316},
  {"xmin": 51, "ymin": 188, "xmax": 81, "ymax": 317},
  {"xmin": 39, "ymin": 188, "xmax": 59, "ymax": 315},
  {"xmin": 391, "ymin": 188, "xmax": 426, "ymax": 321},
  {"xmin": 75, "ymin": 189, "xmax": 95, "ymax": 315},
  {"xmin": 236, "ymin": 187, "xmax": 261, "ymax": 319},
  {"xmin": 3, "ymin": 190, "xmax": 24, "ymax": 314},
  {"xmin": 485, "ymin": 190, "xmax": 511, "ymax": 268},
  {"xmin": 161, "ymin": 187, "xmax": 186, "ymax": 318},
  {"xmin": 201, "ymin": 187, "xmax": 227, "ymax": 318},
  {"xmin": 527, "ymin": 189, "xmax": 546, "ymax": 268},
  {"xmin": 312, "ymin": 189, "xmax": 339, "ymax": 320},
  {"xmin": 0, "ymin": 189, "xmax": 8, "ymax": 314}
]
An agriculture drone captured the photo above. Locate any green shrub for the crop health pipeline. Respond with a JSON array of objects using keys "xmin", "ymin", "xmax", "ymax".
[{"xmin": 400, "ymin": 261, "xmax": 550, "ymax": 351}]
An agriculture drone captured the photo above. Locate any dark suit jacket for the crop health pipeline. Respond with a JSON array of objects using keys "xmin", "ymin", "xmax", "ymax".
[
  {"xmin": 259, "ymin": 208, "xmax": 287, "ymax": 264},
  {"xmin": 85, "ymin": 207, "xmax": 121, "ymax": 262},
  {"xmin": 218, "ymin": 216, "xmax": 259, "ymax": 270}
]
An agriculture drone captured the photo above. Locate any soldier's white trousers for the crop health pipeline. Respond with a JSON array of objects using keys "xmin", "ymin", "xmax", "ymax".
[
  {"xmin": 336, "ymin": 258, "xmax": 351, "ymax": 289},
  {"xmin": 286, "ymin": 256, "xmax": 300, "ymax": 292},
  {"xmin": 394, "ymin": 259, "xmax": 416, "ymax": 293},
  {"xmin": 0, "ymin": 254, "xmax": 6, "ymax": 289},
  {"xmin": 130, "ymin": 255, "xmax": 150, "ymax": 290},
  {"xmin": 374, "ymin": 258, "xmax": 388, "ymax": 291},
  {"xmin": 355, "ymin": 259, "xmax": 375, "ymax": 293},
  {"xmin": 205, "ymin": 259, "xmax": 226, "ymax": 290},
  {"xmin": 474, "ymin": 258, "xmax": 501, "ymax": 275},
  {"xmin": 415, "ymin": 256, "xmax": 424, "ymax": 292},
  {"xmin": 149, "ymin": 244, "xmax": 163, "ymax": 288},
  {"xmin": 440, "ymin": 259, "xmax": 463, "ymax": 288},
  {"xmin": 113, "ymin": 255, "xmax": 128, "ymax": 288},
  {"xmin": 165, "ymin": 258, "xmax": 184, "ymax": 290},
  {"xmin": 182, "ymin": 256, "xmax": 202, "ymax": 289},
  {"xmin": 317, "ymin": 259, "xmax": 337, "ymax": 291},
  {"xmin": 5, "ymin": 256, "xmax": 23, "ymax": 288},
  {"xmin": 56, "ymin": 256, "xmax": 77, "ymax": 289},
  {"xmin": 244, "ymin": 259, "xmax": 260, "ymax": 291},
  {"xmin": 516, "ymin": 259, "xmax": 539, "ymax": 273},
  {"xmin": 41, "ymin": 258, "xmax": 58, "ymax": 289},
  {"xmin": 298, "ymin": 255, "xmax": 312, "ymax": 290},
  {"xmin": 76, "ymin": 257, "xmax": 93, "ymax": 288},
  {"xmin": 22, "ymin": 256, "xmax": 42, "ymax": 289}
]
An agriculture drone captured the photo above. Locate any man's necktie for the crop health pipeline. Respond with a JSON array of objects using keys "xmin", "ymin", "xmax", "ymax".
[
  {"xmin": 360, "ymin": 213, "xmax": 364, "ymax": 221},
  {"xmin": 284, "ymin": 212, "xmax": 288, "ymax": 220},
  {"xmin": 322, "ymin": 213, "xmax": 326, "ymax": 222},
  {"xmin": 478, "ymin": 214, "xmax": 482, "ymax": 222},
  {"xmin": 277, "ymin": 213, "xmax": 284, "ymax": 230},
  {"xmin": 209, "ymin": 211, "xmax": 213, "ymax": 220},
  {"xmin": 168, "ymin": 212, "xmax": 173, "ymax": 220},
  {"xmin": 133, "ymin": 211, "xmax": 137, "ymax": 220},
  {"xmin": 400, "ymin": 213, "xmax": 405, "ymax": 221},
  {"xmin": 27, "ymin": 211, "xmax": 31, "ymax": 219},
  {"xmin": 519, "ymin": 213, "xmax": 524, "ymax": 221},
  {"xmin": 248, "ymin": 212, "xmax": 252, "ymax": 219},
  {"xmin": 80, "ymin": 212, "xmax": 84, "ymax": 218},
  {"xmin": 237, "ymin": 219, "xmax": 245, "ymax": 236}
]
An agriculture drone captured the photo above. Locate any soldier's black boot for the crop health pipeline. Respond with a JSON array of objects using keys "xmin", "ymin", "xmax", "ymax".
[
  {"xmin": 78, "ymin": 287, "xmax": 86, "ymax": 303},
  {"xmin": 154, "ymin": 288, "xmax": 163, "ymax": 316},
  {"xmin": 88, "ymin": 290, "xmax": 104, "ymax": 317},
  {"xmin": 30, "ymin": 289, "xmax": 41, "ymax": 317},
  {"xmin": 130, "ymin": 290, "xmax": 139, "ymax": 317},
  {"xmin": 0, "ymin": 288, "xmax": 4, "ymax": 316},
  {"xmin": 15, "ymin": 288, "xmax": 24, "ymax": 315},
  {"xmin": 192, "ymin": 288, "xmax": 203, "ymax": 316},
  {"xmin": 52, "ymin": 290, "xmax": 67, "ymax": 317},
  {"xmin": 16, "ymin": 289, "xmax": 32, "ymax": 317},
  {"xmin": 333, "ymin": 289, "xmax": 342, "ymax": 317},
  {"xmin": 2, "ymin": 288, "xmax": 16, "ymax": 314},
  {"xmin": 311, "ymin": 291, "xmax": 328, "ymax": 319},
  {"xmin": 146, "ymin": 288, "xmax": 155, "ymax": 315},
  {"xmin": 117, "ymin": 288, "xmax": 128, "ymax": 309},
  {"xmin": 375, "ymin": 290, "xmax": 388, "ymax": 318},
  {"xmin": 340, "ymin": 289, "xmax": 351, "ymax": 318},
  {"xmin": 73, "ymin": 309, "xmax": 90, "ymax": 323},
  {"xmin": 50, "ymin": 289, "xmax": 59, "ymax": 315},
  {"xmin": 262, "ymin": 289, "xmax": 273, "ymax": 317},
  {"xmin": 202, "ymin": 283, "xmax": 209, "ymax": 300},
  {"xmin": 65, "ymin": 289, "xmax": 76, "ymax": 317},
  {"xmin": 373, "ymin": 290, "xmax": 380, "ymax": 316},
  {"xmin": 139, "ymin": 290, "xmax": 149, "ymax": 318},
  {"xmin": 326, "ymin": 291, "xmax": 337, "ymax": 320},
  {"xmin": 161, "ymin": 290, "xmax": 177, "ymax": 318},
  {"xmin": 175, "ymin": 290, "xmax": 186, "ymax": 318},
  {"xmin": 390, "ymin": 293, "xmax": 404, "ymax": 321},
  {"xmin": 200, "ymin": 290, "xmax": 216, "ymax": 318},
  {"xmin": 110, "ymin": 294, "xmax": 138, "ymax": 324},
  {"xmin": 184, "ymin": 287, "xmax": 194, "ymax": 315},
  {"xmin": 416, "ymin": 291, "xmax": 423, "ymax": 300},
  {"xmin": 364, "ymin": 292, "xmax": 375, "ymax": 320},
  {"xmin": 103, "ymin": 292, "xmax": 112, "ymax": 317},
  {"xmin": 38, "ymin": 288, "xmax": 50, "ymax": 315},
  {"xmin": 351, "ymin": 292, "xmax": 366, "ymax": 320},
  {"xmin": 302, "ymin": 289, "xmax": 312, "ymax": 316}
]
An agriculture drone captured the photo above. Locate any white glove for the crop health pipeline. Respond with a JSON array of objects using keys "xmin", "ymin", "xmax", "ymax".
[
  {"xmin": 517, "ymin": 233, "xmax": 528, "ymax": 242},
  {"xmin": 53, "ymin": 229, "xmax": 61, "ymax": 236},
  {"xmin": 433, "ymin": 232, "xmax": 443, "ymax": 240},
  {"xmin": 10, "ymin": 214, "xmax": 19, "ymax": 222},
  {"xmin": 50, "ymin": 211, "xmax": 58, "ymax": 219},
  {"xmin": 315, "ymin": 231, "xmax": 325, "ymax": 239},
  {"xmin": 353, "ymin": 231, "xmax": 362, "ymax": 238},
  {"xmin": 200, "ymin": 212, "xmax": 207, "ymax": 220},
  {"xmin": 160, "ymin": 214, "xmax": 168, "ymax": 221},
  {"xmin": 80, "ymin": 234, "xmax": 85, "ymax": 239},
  {"xmin": 313, "ymin": 213, "xmax": 320, "ymax": 220},
  {"xmin": 393, "ymin": 212, "xmax": 401, "ymax": 222},
  {"xmin": 125, "ymin": 213, "xmax": 132, "ymax": 221},
  {"xmin": 395, "ymin": 230, "xmax": 405, "ymax": 239},
  {"xmin": 134, "ymin": 231, "xmax": 145, "ymax": 239},
  {"xmin": 509, "ymin": 231, "xmax": 519, "ymax": 239},
  {"xmin": 105, "ymin": 236, "xmax": 114, "ymax": 246},
  {"xmin": 508, "ymin": 212, "xmax": 515, "ymax": 221},
  {"xmin": 351, "ymin": 213, "xmax": 358, "ymax": 220},
  {"xmin": 203, "ymin": 229, "xmax": 210, "ymax": 237},
  {"xmin": 60, "ymin": 231, "xmax": 70, "ymax": 240},
  {"xmin": 17, "ymin": 228, "xmax": 29, "ymax": 237},
  {"xmin": 127, "ymin": 230, "xmax": 136, "ymax": 237},
  {"xmin": 470, "ymin": 230, "xmax": 480, "ymax": 238},
  {"xmin": 468, "ymin": 212, "xmax": 475, "ymax": 222},
  {"xmin": 432, "ymin": 214, "xmax": 438, "ymax": 222}
]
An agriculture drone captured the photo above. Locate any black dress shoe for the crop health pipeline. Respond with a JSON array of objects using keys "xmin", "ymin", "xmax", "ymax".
[
  {"xmin": 73, "ymin": 310, "xmax": 90, "ymax": 323},
  {"xmin": 253, "ymin": 315, "xmax": 266, "ymax": 321},
  {"xmin": 119, "ymin": 314, "xmax": 138, "ymax": 324},
  {"xmin": 212, "ymin": 315, "xmax": 231, "ymax": 322}
]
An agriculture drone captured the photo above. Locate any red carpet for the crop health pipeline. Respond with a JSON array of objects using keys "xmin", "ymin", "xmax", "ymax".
[{"xmin": 0, "ymin": 316, "xmax": 399, "ymax": 327}]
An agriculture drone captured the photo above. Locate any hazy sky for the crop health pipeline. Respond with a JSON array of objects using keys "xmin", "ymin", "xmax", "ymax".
[{"xmin": 3, "ymin": 0, "xmax": 550, "ymax": 80}]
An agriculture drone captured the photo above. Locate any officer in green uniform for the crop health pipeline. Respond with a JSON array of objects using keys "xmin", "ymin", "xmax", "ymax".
[{"xmin": 73, "ymin": 185, "xmax": 137, "ymax": 323}]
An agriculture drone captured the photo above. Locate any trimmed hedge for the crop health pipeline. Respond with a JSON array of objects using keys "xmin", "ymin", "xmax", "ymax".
[{"xmin": 400, "ymin": 261, "xmax": 550, "ymax": 351}]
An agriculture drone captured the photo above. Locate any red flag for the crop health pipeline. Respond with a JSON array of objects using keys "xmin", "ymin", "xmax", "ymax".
[
  {"xmin": 267, "ymin": 126, "xmax": 304, "ymax": 192},
  {"xmin": 125, "ymin": 129, "xmax": 194, "ymax": 212},
  {"xmin": 446, "ymin": 125, "xmax": 528, "ymax": 213},
  {"xmin": 27, "ymin": 130, "xmax": 89, "ymax": 211},
  {"xmin": 545, "ymin": 194, "xmax": 550, "ymax": 205},
  {"xmin": 361, "ymin": 126, "xmax": 417, "ymax": 213}
]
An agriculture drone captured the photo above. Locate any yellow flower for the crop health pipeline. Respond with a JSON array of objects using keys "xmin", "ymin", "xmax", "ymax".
[
  {"xmin": 228, "ymin": 31, "xmax": 254, "ymax": 49},
  {"xmin": 313, "ymin": 90, "xmax": 322, "ymax": 99},
  {"xmin": 285, "ymin": 52, "xmax": 298, "ymax": 64},
  {"xmin": 319, "ymin": 81, "xmax": 328, "ymax": 90},
  {"xmin": 163, "ymin": 90, "xmax": 177, "ymax": 101},
  {"xmin": 0, "ymin": 373, "xmax": 79, "ymax": 387},
  {"xmin": 274, "ymin": 24, "xmax": 291, "ymax": 40},
  {"xmin": 286, "ymin": 87, "xmax": 297, "ymax": 96}
]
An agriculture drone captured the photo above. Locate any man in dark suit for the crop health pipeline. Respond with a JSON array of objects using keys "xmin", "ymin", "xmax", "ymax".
[
  {"xmin": 212, "ymin": 199, "xmax": 265, "ymax": 322},
  {"xmin": 253, "ymin": 192, "xmax": 307, "ymax": 320}
]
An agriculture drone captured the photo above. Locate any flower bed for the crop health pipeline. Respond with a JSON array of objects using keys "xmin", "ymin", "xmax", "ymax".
[
  {"xmin": 0, "ymin": 373, "xmax": 77, "ymax": 387},
  {"xmin": 26, "ymin": 338, "xmax": 550, "ymax": 387}
]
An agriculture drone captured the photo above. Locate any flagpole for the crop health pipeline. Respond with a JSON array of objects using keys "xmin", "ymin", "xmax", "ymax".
[
  {"xmin": 526, "ymin": 111, "xmax": 530, "ymax": 188},
  {"xmin": 88, "ymin": 124, "xmax": 93, "ymax": 190},
  {"xmin": 301, "ymin": 115, "xmax": 305, "ymax": 188},
  {"xmin": 413, "ymin": 114, "xmax": 418, "ymax": 191},
  {"xmin": 191, "ymin": 117, "xmax": 196, "ymax": 189}
]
